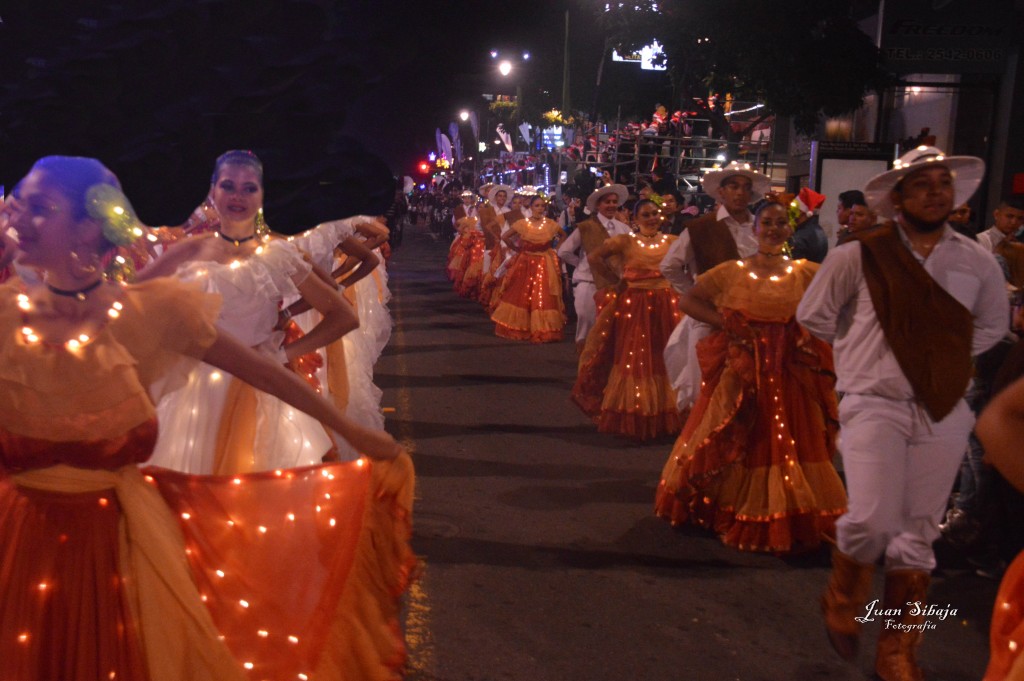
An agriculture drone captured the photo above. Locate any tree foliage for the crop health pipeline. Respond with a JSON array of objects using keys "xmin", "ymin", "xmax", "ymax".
[
  {"xmin": 594, "ymin": 0, "xmax": 895, "ymax": 132},
  {"xmin": 0, "ymin": 1, "xmax": 396, "ymax": 226}
]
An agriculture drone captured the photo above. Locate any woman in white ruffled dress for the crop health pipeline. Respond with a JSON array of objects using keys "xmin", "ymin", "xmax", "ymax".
[
  {"xmin": 285, "ymin": 216, "xmax": 393, "ymax": 458},
  {"xmin": 138, "ymin": 150, "xmax": 359, "ymax": 474}
]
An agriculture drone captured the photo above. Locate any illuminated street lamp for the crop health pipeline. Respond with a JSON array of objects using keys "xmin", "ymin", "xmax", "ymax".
[
  {"xmin": 498, "ymin": 60, "xmax": 513, "ymax": 77},
  {"xmin": 522, "ymin": 51, "xmax": 530, "ymax": 60},
  {"xmin": 490, "ymin": 49, "xmax": 498, "ymax": 59},
  {"xmin": 459, "ymin": 110, "xmax": 470, "ymax": 122}
]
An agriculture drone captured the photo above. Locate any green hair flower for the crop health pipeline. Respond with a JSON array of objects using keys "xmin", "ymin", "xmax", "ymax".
[{"xmin": 85, "ymin": 184, "xmax": 144, "ymax": 247}]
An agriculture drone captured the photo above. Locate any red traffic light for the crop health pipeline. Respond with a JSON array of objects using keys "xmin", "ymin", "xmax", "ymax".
[{"xmin": 418, "ymin": 161, "xmax": 430, "ymax": 173}]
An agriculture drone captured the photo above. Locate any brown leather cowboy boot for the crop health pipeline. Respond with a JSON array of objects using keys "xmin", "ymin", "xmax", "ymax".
[
  {"xmin": 821, "ymin": 550, "xmax": 875, "ymax": 660},
  {"xmin": 875, "ymin": 569, "xmax": 930, "ymax": 681}
]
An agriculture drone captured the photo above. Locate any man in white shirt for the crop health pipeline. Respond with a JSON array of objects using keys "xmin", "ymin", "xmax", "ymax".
[
  {"xmin": 557, "ymin": 185, "xmax": 631, "ymax": 352},
  {"xmin": 975, "ymin": 196, "xmax": 1024, "ymax": 253},
  {"xmin": 798, "ymin": 146, "xmax": 1007, "ymax": 681},
  {"xmin": 480, "ymin": 184, "xmax": 512, "ymax": 274},
  {"xmin": 660, "ymin": 162, "xmax": 768, "ymax": 410}
]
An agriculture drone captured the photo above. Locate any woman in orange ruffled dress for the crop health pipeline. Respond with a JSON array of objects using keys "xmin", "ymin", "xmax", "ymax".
[
  {"xmin": 490, "ymin": 194, "xmax": 565, "ymax": 342},
  {"xmin": 445, "ymin": 190, "xmax": 479, "ymax": 289},
  {"xmin": 655, "ymin": 201, "xmax": 846, "ymax": 553},
  {"xmin": 572, "ymin": 199, "xmax": 682, "ymax": 440},
  {"xmin": 454, "ymin": 212, "xmax": 487, "ymax": 300},
  {"xmin": 0, "ymin": 156, "xmax": 414, "ymax": 681}
]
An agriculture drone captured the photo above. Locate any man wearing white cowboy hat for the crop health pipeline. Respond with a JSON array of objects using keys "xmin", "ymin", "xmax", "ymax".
[
  {"xmin": 797, "ymin": 145, "xmax": 1007, "ymax": 681},
  {"xmin": 659, "ymin": 161, "xmax": 770, "ymax": 411},
  {"xmin": 453, "ymin": 188, "xmax": 478, "ymax": 229},
  {"xmin": 557, "ymin": 184, "xmax": 631, "ymax": 352},
  {"xmin": 480, "ymin": 184, "xmax": 513, "ymax": 276}
]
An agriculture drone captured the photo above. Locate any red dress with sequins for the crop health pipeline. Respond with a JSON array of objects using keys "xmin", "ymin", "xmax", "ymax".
[
  {"xmin": 654, "ymin": 259, "xmax": 847, "ymax": 553},
  {"xmin": 0, "ymin": 278, "xmax": 414, "ymax": 681}
]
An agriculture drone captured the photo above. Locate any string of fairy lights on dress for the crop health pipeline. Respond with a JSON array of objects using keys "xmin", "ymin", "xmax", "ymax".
[{"xmin": 17, "ymin": 288, "xmax": 125, "ymax": 351}]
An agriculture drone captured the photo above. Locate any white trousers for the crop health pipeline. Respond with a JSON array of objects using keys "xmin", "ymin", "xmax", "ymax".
[
  {"xmin": 574, "ymin": 281, "xmax": 597, "ymax": 343},
  {"xmin": 836, "ymin": 394, "xmax": 973, "ymax": 571}
]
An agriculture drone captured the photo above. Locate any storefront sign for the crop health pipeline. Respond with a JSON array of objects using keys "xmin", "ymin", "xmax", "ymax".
[{"xmin": 880, "ymin": 0, "xmax": 1012, "ymax": 74}]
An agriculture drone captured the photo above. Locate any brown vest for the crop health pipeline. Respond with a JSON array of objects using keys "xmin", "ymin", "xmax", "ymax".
[
  {"xmin": 505, "ymin": 207, "xmax": 525, "ymax": 225},
  {"xmin": 856, "ymin": 224, "xmax": 974, "ymax": 421},
  {"xmin": 996, "ymin": 239, "xmax": 1024, "ymax": 287},
  {"xmin": 576, "ymin": 216, "xmax": 622, "ymax": 289},
  {"xmin": 685, "ymin": 213, "xmax": 740, "ymax": 274},
  {"xmin": 478, "ymin": 203, "xmax": 499, "ymax": 248}
]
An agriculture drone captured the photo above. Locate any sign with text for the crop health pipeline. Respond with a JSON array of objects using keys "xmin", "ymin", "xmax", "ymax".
[{"xmin": 880, "ymin": 0, "xmax": 1012, "ymax": 74}]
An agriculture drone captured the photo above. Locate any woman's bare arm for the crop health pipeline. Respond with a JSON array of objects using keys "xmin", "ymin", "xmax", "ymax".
[
  {"xmin": 677, "ymin": 281, "xmax": 723, "ymax": 328},
  {"xmin": 202, "ymin": 331, "xmax": 400, "ymax": 460},
  {"xmin": 281, "ymin": 272, "xmax": 358, "ymax": 361},
  {"xmin": 586, "ymin": 236, "xmax": 626, "ymax": 288},
  {"xmin": 353, "ymin": 219, "xmax": 390, "ymax": 250},
  {"xmin": 333, "ymin": 235, "xmax": 379, "ymax": 288}
]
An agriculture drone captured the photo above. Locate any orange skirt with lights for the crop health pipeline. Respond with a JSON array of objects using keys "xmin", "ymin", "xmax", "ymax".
[
  {"xmin": 572, "ymin": 285, "xmax": 682, "ymax": 440},
  {"xmin": 654, "ymin": 313, "xmax": 846, "ymax": 554},
  {"xmin": 0, "ymin": 425, "xmax": 415, "ymax": 681},
  {"xmin": 984, "ymin": 552, "xmax": 1024, "ymax": 680},
  {"xmin": 455, "ymin": 232, "xmax": 486, "ymax": 300},
  {"xmin": 446, "ymin": 234, "xmax": 468, "ymax": 283},
  {"xmin": 490, "ymin": 246, "xmax": 565, "ymax": 343}
]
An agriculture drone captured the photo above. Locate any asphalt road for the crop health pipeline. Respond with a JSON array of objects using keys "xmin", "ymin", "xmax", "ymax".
[{"xmin": 377, "ymin": 221, "xmax": 997, "ymax": 681}]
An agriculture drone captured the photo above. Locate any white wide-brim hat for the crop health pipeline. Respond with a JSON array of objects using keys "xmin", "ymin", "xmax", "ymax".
[
  {"xmin": 478, "ymin": 183, "xmax": 495, "ymax": 196},
  {"xmin": 460, "ymin": 189, "xmax": 475, "ymax": 199},
  {"xmin": 701, "ymin": 162, "xmax": 771, "ymax": 197},
  {"xmin": 586, "ymin": 184, "xmax": 628, "ymax": 213},
  {"xmin": 488, "ymin": 184, "xmax": 513, "ymax": 204},
  {"xmin": 864, "ymin": 145, "xmax": 985, "ymax": 219}
]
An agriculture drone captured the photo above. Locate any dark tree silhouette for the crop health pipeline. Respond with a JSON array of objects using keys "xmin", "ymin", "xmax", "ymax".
[{"xmin": 0, "ymin": 1, "xmax": 395, "ymax": 230}]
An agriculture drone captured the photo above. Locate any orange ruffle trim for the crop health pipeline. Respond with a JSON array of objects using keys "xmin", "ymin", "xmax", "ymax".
[
  {"xmin": 490, "ymin": 248, "xmax": 565, "ymax": 343},
  {"xmin": 316, "ymin": 453, "xmax": 418, "ymax": 680},
  {"xmin": 572, "ymin": 287, "xmax": 681, "ymax": 440},
  {"xmin": 655, "ymin": 316, "xmax": 846, "ymax": 554},
  {"xmin": 455, "ymin": 233, "xmax": 486, "ymax": 300}
]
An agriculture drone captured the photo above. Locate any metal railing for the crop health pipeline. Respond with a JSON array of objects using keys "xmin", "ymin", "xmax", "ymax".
[{"xmin": 474, "ymin": 122, "xmax": 774, "ymax": 198}]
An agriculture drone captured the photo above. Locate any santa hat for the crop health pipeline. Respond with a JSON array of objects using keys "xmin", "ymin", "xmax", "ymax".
[{"xmin": 793, "ymin": 188, "xmax": 826, "ymax": 215}]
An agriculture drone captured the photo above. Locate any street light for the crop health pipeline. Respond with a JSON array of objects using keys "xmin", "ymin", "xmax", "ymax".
[
  {"xmin": 498, "ymin": 60, "xmax": 513, "ymax": 77},
  {"xmin": 522, "ymin": 51, "xmax": 530, "ymax": 60},
  {"xmin": 459, "ymin": 110, "xmax": 470, "ymax": 122}
]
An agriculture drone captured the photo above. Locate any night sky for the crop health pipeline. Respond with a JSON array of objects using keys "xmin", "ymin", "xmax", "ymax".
[{"xmin": 0, "ymin": 1, "xmax": 670, "ymax": 226}]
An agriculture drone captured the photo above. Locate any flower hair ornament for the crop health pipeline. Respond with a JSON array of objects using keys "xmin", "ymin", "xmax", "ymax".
[
  {"xmin": 85, "ymin": 184, "xmax": 144, "ymax": 247},
  {"xmin": 85, "ymin": 184, "xmax": 147, "ymax": 282}
]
